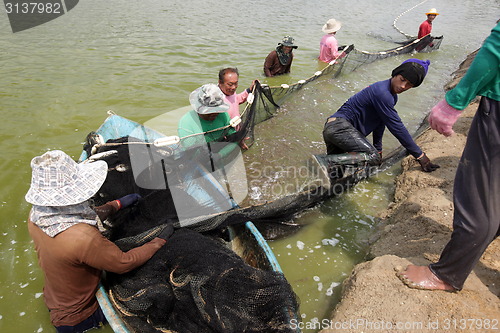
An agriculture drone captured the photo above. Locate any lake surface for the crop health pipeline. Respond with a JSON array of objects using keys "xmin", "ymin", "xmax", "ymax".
[{"xmin": 0, "ymin": 0, "xmax": 498, "ymax": 331}]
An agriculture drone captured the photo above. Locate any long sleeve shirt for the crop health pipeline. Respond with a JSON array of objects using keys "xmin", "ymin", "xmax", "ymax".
[
  {"xmin": 177, "ymin": 109, "xmax": 237, "ymax": 157},
  {"xmin": 446, "ymin": 22, "xmax": 500, "ymax": 109},
  {"xmin": 263, "ymin": 50, "xmax": 293, "ymax": 77},
  {"xmin": 224, "ymin": 89, "xmax": 249, "ymax": 119},
  {"xmin": 28, "ymin": 218, "xmax": 165, "ymax": 326},
  {"xmin": 331, "ymin": 79, "xmax": 422, "ymax": 158},
  {"xmin": 319, "ymin": 34, "xmax": 343, "ymax": 63}
]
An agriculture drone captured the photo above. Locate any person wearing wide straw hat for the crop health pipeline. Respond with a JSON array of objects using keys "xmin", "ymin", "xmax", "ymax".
[
  {"xmin": 319, "ymin": 18, "xmax": 347, "ymax": 63},
  {"xmin": 263, "ymin": 36, "xmax": 298, "ymax": 77},
  {"xmin": 418, "ymin": 8, "xmax": 439, "ymax": 39},
  {"xmin": 25, "ymin": 150, "xmax": 169, "ymax": 332}
]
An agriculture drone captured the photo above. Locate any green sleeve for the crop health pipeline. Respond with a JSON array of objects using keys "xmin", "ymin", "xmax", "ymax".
[
  {"xmin": 445, "ymin": 22, "xmax": 500, "ymax": 110},
  {"xmin": 178, "ymin": 110, "xmax": 206, "ymax": 148}
]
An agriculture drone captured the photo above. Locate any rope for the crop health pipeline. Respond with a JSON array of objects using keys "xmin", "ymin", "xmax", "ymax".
[{"xmin": 392, "ymin": 0, "xmax": 429, "ymax": 39}]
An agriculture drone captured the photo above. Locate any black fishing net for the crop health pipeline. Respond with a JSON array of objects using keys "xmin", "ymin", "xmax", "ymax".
[
  {"xmin": 245, "ymin": 44, "xmax": 355, "ymax": 134},
  {"xmin": 85, "ymin": 130, "xmax": 371, "ymax": 238},
  {"xmin": 341, "ymin": 35, "xmax": 443, "ymax": 74},
  {"xmin": 84, "ymin": 137, "xmax": 301, "ymax": 333},
  {"xmin": 104, "ymin": 227, "xmax": 299, "ymax": 333}
]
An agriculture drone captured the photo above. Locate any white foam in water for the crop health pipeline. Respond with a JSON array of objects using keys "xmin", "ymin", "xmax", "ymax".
[
  {"xmin": 326, "ymin": 282, "xmax": 340, "ymax": 296},
  {"xmin": 322, "ymin": 238, "xmax": 340, "ymax": 247},
  {"xmin": 296, "ymin": 241, "xmax": 305, "ymax": 250}
]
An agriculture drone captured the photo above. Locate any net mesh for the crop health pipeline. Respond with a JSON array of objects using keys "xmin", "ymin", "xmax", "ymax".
[
  {"xmin": 86, "ymin": 139, "xmax": 300, "ymax": 332},
  {"xmin": 341, "ymin": 35, "xmax": 443, "ymax": 74},
  {"xmin": 105, "ymin": 228, "xmax": 299, "ymax": 333}
]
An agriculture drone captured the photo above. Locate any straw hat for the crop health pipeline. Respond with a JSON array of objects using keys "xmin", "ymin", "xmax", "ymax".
[
  {"xmin": 189, "ymin": 83, "xmax": 230, "ymax": 115},
  {"xmin": 322, "ymin": 19, "xmax": 342, "ymax": 34},
  {"xmin": 25, "ymin": 150, "xmax": 108, "ymax": 206},
  {"xmin": 426, "ymin": 8, "xmax": 439, "ymax": 15}
]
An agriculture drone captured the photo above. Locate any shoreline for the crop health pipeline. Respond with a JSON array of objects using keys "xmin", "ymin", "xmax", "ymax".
[{"xmin": 319, "ymin": 52, "xmax": 500, "ymax": 332}]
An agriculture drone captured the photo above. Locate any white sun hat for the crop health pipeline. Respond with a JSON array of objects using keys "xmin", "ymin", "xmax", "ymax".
[
  {"xmin": 25, "ymin": 150, "xmax": 108, "ymax": 206},
  {"xmin": 189, "ymin": 83, "xmax": 230, "ymax": 115},
  {"xmin": 322, "ymin": 18, "xmax": 342, "ymax": 34}
]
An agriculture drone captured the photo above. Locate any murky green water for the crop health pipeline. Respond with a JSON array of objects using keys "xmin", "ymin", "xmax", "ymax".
[{"xmin": 1, "ymin": 0, "xmax": 498, "ymax": 331}]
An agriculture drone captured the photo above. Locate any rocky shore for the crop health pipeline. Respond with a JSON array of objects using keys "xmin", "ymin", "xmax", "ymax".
[{"xmin": 320, "ymin": 52, "xmax": 500, "ymax": 332}]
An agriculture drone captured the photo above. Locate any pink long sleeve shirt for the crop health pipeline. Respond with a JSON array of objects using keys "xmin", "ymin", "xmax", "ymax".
[{"xmin": 319, "ymin": 34, "xmax": 343, "ymax": 63}]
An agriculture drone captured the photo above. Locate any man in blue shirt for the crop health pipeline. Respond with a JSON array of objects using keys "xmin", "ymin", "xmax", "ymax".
[{"xmin": 322, "ymin": 58, "xmax": 439, "ymax": 172}]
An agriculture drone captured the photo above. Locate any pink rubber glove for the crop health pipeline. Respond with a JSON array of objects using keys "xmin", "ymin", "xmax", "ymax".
[{"xmin": 428, "ymin": 99, "xmax": 462, "ymax": 136}]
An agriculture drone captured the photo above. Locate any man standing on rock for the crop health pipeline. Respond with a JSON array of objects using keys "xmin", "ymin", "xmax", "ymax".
[{"xmin": 397, "ymin": 21, "xmax": 500, "ymax": 291}]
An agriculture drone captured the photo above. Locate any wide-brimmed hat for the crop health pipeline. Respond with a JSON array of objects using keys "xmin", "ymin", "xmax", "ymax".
[
  {"xmin": 189, "ymin": 83, "xmax": 230, "ymax": 115},
  {"xmin": 426, "ymin": 8, "xmax": 439, "ymax": 15},
  {"xmin": 25, "ymin": 150, "xmax": 108, "ymax": 206},
  {"xmin": 322, "ymin": 19, "xmax": 342, "ymax": 34},
  {"xmin": 278, "ymin": 36, "xmax": 298, "ymax": 49}
]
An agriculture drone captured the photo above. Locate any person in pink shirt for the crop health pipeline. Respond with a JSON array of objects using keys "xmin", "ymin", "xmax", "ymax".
[
  {"xmin": 218, "ymin": 67, "xmax": 256, "ymax": 120},
  {"xmin": 418, "ymin": 8, "xmax": 439, "ymax": 39},
  {"xmin": 319, "ymin": 18, "xmax": 346, "ymax": 63}
]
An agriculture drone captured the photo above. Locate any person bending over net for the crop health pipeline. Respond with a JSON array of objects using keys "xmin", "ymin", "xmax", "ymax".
[
  {"xmin": 24, "ymin": 150, "xmax": 167, "ymax": 333},
  {"xmin": 322, "ymin": 58, "xmax": 440, "ymax": 173}
]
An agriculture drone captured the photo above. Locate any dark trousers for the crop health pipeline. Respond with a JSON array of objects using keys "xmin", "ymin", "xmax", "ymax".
[
  {"xmin": 322, "ymin": 117, "xmax": 381, "ymax": 164},
  {"xmin": 430, "ymin": 97, "xmax": 500, "ymax": 290},
  {"xmin": 55, "ymin": 307, "xmax": 107, "ymax": 333}
]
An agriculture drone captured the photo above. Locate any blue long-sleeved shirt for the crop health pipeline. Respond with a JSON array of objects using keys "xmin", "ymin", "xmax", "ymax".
[{"xmin": 330, "ymin": 79, "xmax": 422, "ymax": 158}]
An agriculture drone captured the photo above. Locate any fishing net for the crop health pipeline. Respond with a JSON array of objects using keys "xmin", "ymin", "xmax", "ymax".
[
  {"xmin": 85, "ymin": 139, "xmax": 300, "ymax": 333},
  {"xmin": 340, "ymin": 35, "xmax": 443, "ymax": 74},
  {"xmin": 236, "ymin": 44, "xmax": 355, "ymax": 147},
  {"xmin": 104, "ymin": 227, "xmax": 299, "ymax": 333}
]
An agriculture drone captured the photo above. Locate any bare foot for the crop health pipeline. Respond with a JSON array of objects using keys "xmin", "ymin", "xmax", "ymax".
[{"xmin": 396, "ymin": 265, "xmax": 456, "ymax": 291}]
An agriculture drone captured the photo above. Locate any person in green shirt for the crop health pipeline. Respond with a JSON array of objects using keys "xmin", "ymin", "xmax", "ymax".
[
  {"xmin": 178, "ymin": 83, "xmax": 235, "ymax": 148},
  {"xmin": 397, "ymin": 21, "xmax": 500, "ymax": 292},
  {"xmin": 178, "ymin": 83, "xmax": 248, "ymax": 176}
]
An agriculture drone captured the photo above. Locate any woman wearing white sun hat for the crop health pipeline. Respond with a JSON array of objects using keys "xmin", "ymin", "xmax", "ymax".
[
  {"xmin": 25, "ymin": 150, "xmax": 170, "ymax": 332},
  {"xmin": 319, "ymin": 18, "xmax": 347, "ymax": 63}
]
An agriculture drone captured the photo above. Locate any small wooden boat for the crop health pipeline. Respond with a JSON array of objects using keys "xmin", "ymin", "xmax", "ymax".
[{"xmin": 79, "ymin": 112, "xmax": 299, "ymax": 332}]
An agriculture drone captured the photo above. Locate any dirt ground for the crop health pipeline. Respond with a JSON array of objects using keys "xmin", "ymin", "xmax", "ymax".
[{"xmin": 319, "ymin": 53, "xmax": 500, "ymax": 332}]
